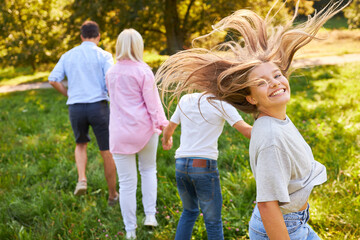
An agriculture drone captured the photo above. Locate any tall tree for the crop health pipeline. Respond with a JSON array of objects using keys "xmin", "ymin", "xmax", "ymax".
[
  {"xmin": 0, "ymin": 0, "xmax": 72, "ymax": 70},
  {"xmin": 164, "ymin": 0, "xmax": 186, "ymax": 54}
]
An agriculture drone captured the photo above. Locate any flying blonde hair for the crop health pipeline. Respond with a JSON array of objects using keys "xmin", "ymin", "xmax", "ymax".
[
  {"xmin": 156, "ymin": 0, "xmax": 350, "ymax": 114},
  {"xmin": 116, "ymin": 28, "xmax": 144, "ymax": 62}
]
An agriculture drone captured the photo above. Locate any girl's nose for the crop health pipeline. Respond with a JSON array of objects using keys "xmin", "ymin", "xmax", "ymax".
[{"xmin": 270, "ymin": 79, "xmax": 280, "ymax": 88}]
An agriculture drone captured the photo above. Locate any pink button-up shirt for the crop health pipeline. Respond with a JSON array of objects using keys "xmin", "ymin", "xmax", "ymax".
[{"xmin": 105, "ymin": 60, "xmax": 168, "ymax": 154}]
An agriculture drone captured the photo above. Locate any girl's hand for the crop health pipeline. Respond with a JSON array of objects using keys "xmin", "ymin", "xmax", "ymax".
[
  {"xmin": 162, "ymin": 136, "xmax": 173, "ymax": 150},
  {"xmin": 161, "ymin": 121, "xmax": 177, "ymax": 150}
]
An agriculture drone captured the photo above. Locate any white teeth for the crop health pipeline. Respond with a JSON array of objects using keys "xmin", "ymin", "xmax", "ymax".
[{"xmin": 271, "ymin": 89, "xmax": 285, "ymax": 96}]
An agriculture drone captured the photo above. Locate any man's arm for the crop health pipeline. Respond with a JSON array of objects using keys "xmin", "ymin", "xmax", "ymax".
[
  {"xmin": 162, "ymin": 121, "xmax": 178, "ymax": 150},
  {"xmin": 48, "ymin": 54, "xmax": 67, "ymax": 97},
  {"xmin": 258, "ymin": 201, "xmax": 290, "ymax": 240},
  {"xmin": 49, "ymin": 81, "xmax": 68, "ymax": 97},
  {"xmin": 233, "ymin": 120, "xmax": 252, "ymax": 139}
]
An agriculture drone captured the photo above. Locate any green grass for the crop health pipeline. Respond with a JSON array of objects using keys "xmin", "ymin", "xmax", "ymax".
[
  {"xmin": 0, "ymin": 62, "xmax": 359, "ymax": 239},
  {"xmin": 0, "ymin": 67, "xmax": 50, "ymax": 87},
  {"xmin": 143, "ymin": 51, "xmax": 169, "ymax": 72}
]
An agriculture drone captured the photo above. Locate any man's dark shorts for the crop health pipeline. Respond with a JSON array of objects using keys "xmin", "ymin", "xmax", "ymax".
[{"xmin": 68, "ymin": 100, "xmax": 109, "ymax": 151}]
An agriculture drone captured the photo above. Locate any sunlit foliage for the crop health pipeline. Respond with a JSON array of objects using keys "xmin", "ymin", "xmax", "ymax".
[
  {"xmin": 1, "ymin": 0, "xmax": 316, "ymax": 69},
  {"xmin": 0, "ymin": 0, "xmax": 73, "ymax": 70}
]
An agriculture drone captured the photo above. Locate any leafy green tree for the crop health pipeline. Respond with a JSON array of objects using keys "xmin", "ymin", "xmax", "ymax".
[
  {"xmin": 0, "ymin": 0, "xmax": 72, "ymax": 70},
  {"xmin": 344, "ymin": 0, "xmax": 360, "ymax": 29}
]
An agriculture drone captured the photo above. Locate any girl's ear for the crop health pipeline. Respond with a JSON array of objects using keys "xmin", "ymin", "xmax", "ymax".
[{"xmin": 246, "ymin": 95, "xmax": 257, "ymax": 105}]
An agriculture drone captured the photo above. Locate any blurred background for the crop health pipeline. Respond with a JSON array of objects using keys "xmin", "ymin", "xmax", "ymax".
[{"xmin": 1, "ymin": 0, "xmax": 359, "ymax": 72}]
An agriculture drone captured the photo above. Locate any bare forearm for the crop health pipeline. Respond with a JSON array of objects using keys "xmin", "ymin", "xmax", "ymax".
[
  {"xmin": 49, "ymin": 81, "xmax": 68, "ymax": 97},
  {"xmin": 161, "ymin": 121, "xmax": 177, "ymax": 150},
  {"xmin": 233, "ymin": 120, "xmax": 252, "ymax": 139},
  {"xmin": 258, "ymin": 201, "xmax": 290, "ymax": 240},
  {"xmin": 163, "ymin": 131, "xmax": 172, "ymax": 144},
  {"xmin": 163, "ymin": 122, "xmax": 177, "ymax": 143}
]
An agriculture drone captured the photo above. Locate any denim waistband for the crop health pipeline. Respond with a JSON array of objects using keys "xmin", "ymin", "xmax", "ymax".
[
  {"xmin": 175, "ymin": 157, "xmax": 217, "ymax": 169},
  {"xmin": 253, "ymin": 203, "xmax": 310, "ymax": 224}
]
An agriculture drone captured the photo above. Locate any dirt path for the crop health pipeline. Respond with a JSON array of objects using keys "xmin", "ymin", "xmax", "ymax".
[
  {"xmin": 1, "ymin": 53, "xmax": 360, "ymax": 94},
  {"xmin": 292, "ymin": 53, "xmax": 360, "ymax": 68}
]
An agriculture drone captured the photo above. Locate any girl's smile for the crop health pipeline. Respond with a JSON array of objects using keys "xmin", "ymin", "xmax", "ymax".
[{"xmin": 246, "ymin": 62, "xmax": 290, "ymax": 119}]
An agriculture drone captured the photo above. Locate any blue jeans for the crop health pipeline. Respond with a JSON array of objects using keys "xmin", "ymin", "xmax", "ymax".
[
  {"xmin": 175, "ymin": 158, "xmax": 223, "ymax": 240},
  {"xmin": 249, "ymin": 204, "xmax": 321, "ymax": 240}
]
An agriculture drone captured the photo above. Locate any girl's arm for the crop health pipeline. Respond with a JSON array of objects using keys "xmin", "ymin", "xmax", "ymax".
[
  {"xmin": 162, "ymin": 121, "xmax": 178, "ymax": 150},
  {"xmin": 233, "ymin": 120, "xmax": 252, "ymax": 139},
  {"xmin": 258, "ymin": 201, "xmax": 290, "ymax": 240}
]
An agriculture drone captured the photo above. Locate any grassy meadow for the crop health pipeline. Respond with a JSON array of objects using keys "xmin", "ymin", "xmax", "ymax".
[{"xmin": 0, "ymin": 61, "xmax": 359, "ymax": 239}]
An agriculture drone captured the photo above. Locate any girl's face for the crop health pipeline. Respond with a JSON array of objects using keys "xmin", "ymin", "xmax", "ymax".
[{"xmin": 246, "ymin": 62, "xmax": 290, "ymax": 118}]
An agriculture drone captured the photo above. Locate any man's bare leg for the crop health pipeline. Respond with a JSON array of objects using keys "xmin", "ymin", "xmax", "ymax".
[
  {"xmin": 75, "ymin": 142, "xmax": 88, "ymax": 182},
  {"xmin": 100, "ymin": 150, "xmax": 118, "ymax": 199},
  {"xmin": 74, "ymin": 142, "xmax": 88, "ymax": 195}
]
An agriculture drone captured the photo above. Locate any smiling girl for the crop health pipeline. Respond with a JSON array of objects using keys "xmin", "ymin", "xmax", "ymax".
[{"xmin": 156, "ymin": 1, "xmax": 349, "ymax": 239}]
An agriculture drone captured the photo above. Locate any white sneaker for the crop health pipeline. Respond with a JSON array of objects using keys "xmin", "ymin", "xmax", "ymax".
[
  {"xmin": 144, "ymin": 215, "xmax": 158, "ymax": 227},
  {"xmin": 74, "ymin": 181, "xmax": 87, "ymax": 196},
  {"xmin": 126, "ymin": 230, "xmax": 136, "ymax": 239}
]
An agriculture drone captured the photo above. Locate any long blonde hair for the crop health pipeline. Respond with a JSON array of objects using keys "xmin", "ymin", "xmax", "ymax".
[
  {"xmin": 116, "ymin": 28, "xmax": 144, "ymax": 62},
  {"xmin": 156, "ymin": 0, "xmax": 349, "ymax": 114}
]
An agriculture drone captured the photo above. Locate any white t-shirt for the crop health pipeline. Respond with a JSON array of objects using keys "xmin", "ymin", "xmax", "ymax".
[
  {"xmin": 249, "ymin": 116, "xmax": 327, "ymax": 214},
  {"xmin": 170, "ymin": 93, "xmax": 243, "ymax": 160}
]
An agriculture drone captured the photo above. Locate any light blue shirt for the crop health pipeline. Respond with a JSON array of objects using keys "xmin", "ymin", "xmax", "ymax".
[{"xmin": 48, "ymin": 41, "xmax": 114, "ymax": 105}]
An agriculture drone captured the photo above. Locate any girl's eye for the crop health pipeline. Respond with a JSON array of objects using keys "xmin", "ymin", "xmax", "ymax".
[
  {"xmin": 257, "ymin": 81, "xmax": 266, "ymax": 87},
  {"xmin": 274, "ymin": 74, "xmax": 281, "ymax": 79}
]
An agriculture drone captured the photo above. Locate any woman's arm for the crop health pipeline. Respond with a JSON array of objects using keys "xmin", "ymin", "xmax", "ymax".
[
  {"xmin": 258, "ymin": 201, "xmax": 290, "ymax": 240},
  {"xmin": 162, "ymin": 121, "xmax": 178, "ymax": 150},
  {"xmin": 141, "ymin": 71, "xmax": 168, "ymax": 129},
  {"xmin": 233, "ymin": 120, "xmax": 252, "ymax": 139}
]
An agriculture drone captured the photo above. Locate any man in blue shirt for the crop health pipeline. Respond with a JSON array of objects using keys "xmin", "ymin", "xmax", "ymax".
[{"xmin": 48, "ymin": 21, "xmax": 118, "ymax": 205}]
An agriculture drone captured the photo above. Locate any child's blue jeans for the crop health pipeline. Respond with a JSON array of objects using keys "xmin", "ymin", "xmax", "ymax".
[
  {"xmin": 174, "ymin": 158, "xmax": 223, "ymax": 240},
  {"xmin": 249, "ymin": 203, "xmax": 321, "ymax": 239}
]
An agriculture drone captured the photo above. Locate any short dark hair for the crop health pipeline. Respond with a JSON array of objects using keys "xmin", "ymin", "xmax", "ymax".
[{"xmin": 80, "ymin": 21, "xmax": 100, "ymax": 39}]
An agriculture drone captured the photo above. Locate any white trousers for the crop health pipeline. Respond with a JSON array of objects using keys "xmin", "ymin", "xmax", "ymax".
[{"xmin": 113, "ymin": 134, "xmax": 158, "ymax": 232}]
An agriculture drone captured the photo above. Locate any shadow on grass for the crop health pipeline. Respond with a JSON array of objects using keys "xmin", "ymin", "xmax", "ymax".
[
  {"xmin": 289, "ymin": 65, "xmax": 341, "ymax": 97},
  {"xmin": 23, "ymin": 76, "xmax": 49, "ymax": 84}
]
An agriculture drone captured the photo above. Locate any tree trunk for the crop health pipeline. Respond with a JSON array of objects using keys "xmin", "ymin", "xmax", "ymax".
[{"xmin": 164, "ymin": 0, "xmax": 184, "ymax": 54}]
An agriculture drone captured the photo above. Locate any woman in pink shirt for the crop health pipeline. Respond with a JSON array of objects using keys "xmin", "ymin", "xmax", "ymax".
[{"xmin": 106, "ymin": 28, "xmax": 168, "ymax": 240}]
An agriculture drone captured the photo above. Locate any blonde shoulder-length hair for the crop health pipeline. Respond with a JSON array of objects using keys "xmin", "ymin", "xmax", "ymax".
[
  {"xmin": 156, "ymin": 0, "xmax": 350, "ymax": 115},
  {"xmin": 116, "ymin": 28, "xmax": 144, "ymax": 62}
]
